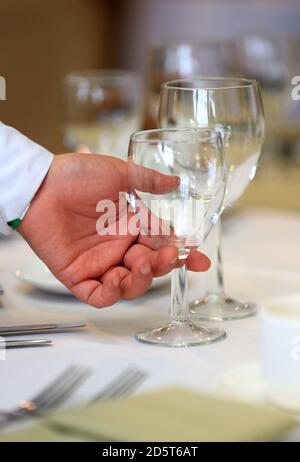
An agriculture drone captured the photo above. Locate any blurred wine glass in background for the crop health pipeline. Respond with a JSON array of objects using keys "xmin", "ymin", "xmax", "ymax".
[
  {"xmin": 278, "ymin": 36, "xmax": 300, "ymax": 165},
  {"xmin": 146, "ymin": 40, "xmax": 239, "ymax": 127},
  {"xmin": 63, "ymin": 70, "xmax": 143, "ymax": 159},
  {"xmin": 238, "ymin": 35, "xmax": 288, "ymax": 97},
  {"xmin": 237, "ymin": 35, "xmax": 291, "ymax": 161}
]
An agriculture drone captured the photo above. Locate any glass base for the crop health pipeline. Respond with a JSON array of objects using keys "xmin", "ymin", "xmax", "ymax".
[
  {"xmin": 135, "ymin": 321, "xmax": 226, "ymax": 347},
  {"xmin": 190, "ymin": 294, "xmax": 257, "ymax": 321}
]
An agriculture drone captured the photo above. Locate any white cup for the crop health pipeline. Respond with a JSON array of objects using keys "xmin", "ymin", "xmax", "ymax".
[{"xmin": 260, "ymin": 294, "xmax": 300, "ymax": 413}]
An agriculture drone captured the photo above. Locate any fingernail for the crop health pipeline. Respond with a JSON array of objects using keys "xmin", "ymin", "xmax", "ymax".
[
  {"xmin": 170, "ymin": 258, "xmax": 177, "ymax": 265},
  {"xmin": 140, "ymin": 262, "xmax": 151, "ymax": 275},
  {"xmin": 112, "ymin": 275, "xmax": 120, "ymax": 288}
]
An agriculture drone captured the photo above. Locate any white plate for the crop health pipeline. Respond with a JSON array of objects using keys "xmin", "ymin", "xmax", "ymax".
[
  {"xmin": 216, "ymin": 361, "xmax": 268, "ymax": 405},
  {"xmin": 151, "ymin": 273, "xmax": 171, "ymax": 290},
  {"xmin": 16, "ymin": 256, "xmax": 70, "ymax": 295},
  {"xmin": 216, "ymin": 361, "xmax": 300, "ymax": 420},
  {"xmin": 16, "ymin": 255, "xmax": 171, "ymax": 295}
]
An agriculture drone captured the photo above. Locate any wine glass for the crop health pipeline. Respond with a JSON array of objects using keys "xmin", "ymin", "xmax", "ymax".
[
  {"xmin": 127, "ymin": 128, "xmax": 227, "ymax": 347},
  {"xmin": 63, "ymin": 70, "xmax": 143, "ymax": 159},
  {"xmin": 159, "ymin": 78, "xmax": 265, "ymax": 320},
  {"xmin": 237, "ymin": 35, "xmax": 289, "ymax": 160},
  {"xmin": 147, "ymin": 40, "xmax": 238, "ymax": 127}
]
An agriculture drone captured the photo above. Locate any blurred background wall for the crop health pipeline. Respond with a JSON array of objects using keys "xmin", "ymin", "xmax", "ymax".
[
  {"xmin": 0, "ymin": 0, "xmax": 115, "ymax": 151},
  {"xmin": 117, "ymin": 0, "xmax": 300, "ymax": 75},
  {"xmin": 1, "ymin": 0, "xmax": 300, "ymax": 186}
]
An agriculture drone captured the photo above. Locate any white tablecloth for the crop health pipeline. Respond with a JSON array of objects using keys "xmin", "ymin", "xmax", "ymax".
[{"xmin": 0, "ymin": 208, "xmax": 300, "ymax": 441}]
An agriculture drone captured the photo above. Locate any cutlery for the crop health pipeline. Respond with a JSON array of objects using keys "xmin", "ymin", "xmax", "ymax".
[
  {"xmin": 0, "ymin": 366, "xmax": 147, "ymax": 432},
  {"xmin": 47, "ymin": 368, "xmax": 149, "ymax": 439},
  {"xmin": 0, "ymin": 322, "xmax": 86, "ymax": 336},
  {"xmin": 91, "ymin": 367, "xmax": 148, "ymax": 403},
  {"xmin": 0, "ymin": 365, "xmax": 92, "ymax": 428},
  {"xmin": 4, "ymin": 339, "xmax": 52, "ymax": 348}
]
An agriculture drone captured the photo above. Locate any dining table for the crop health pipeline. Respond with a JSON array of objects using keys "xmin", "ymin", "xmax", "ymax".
[{"xmin": 0, "ymin": 207, "xmax": 300, "ymax": 441}]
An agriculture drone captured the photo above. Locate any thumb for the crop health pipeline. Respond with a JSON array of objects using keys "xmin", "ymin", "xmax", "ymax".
[{"xmin": 127, "ymin": 162, "xmax": 179, "ymax": 194}]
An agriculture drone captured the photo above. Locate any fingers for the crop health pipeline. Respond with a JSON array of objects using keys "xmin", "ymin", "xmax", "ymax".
[
  {"xmin": 69, "ymin": 277, "xmax": 122, "ymax": 309},
  {"xmin": 69, "ymin": 261, "xmax": 153, "ymax": 307},
  {"xmin": 102, "ymin": 264, "xmax": 153, "ymax": 300},
  {"xmin": 124, "ymin": 243, "xmax": 179, "ymax": 277},
  {"xmin": 100, "ymin": 155, "xmax": 179, "ymax": 195},
  {"xmin": 120, "ymin": 261, "xmax": 153, "ymax": 299},
  {"xmin": 124, "ymin": 243, "xmax": 210, "ymax": 274},
  {"xmin": 117, "ymin": 246, "xmax": 210, "ymax": 300},
  {"xmin": 186, "ymin": 249, "xmax": 211, "ymax": 272},
  {"xmin": 128, "ymin": 163, "xmax": 179, "ymax": 194},
  {"xmin": 69, "ymin": 247, "xmax": 210, "ymax": 308}
]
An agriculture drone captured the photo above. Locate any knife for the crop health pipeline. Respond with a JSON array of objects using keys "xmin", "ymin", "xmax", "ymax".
[
  {"xmin": 4, "ymin": 339, "xmax": 52, "ymax": 348},
  {"xmin": 0, "ymin": 322, "xmax": 86, "ymax": 336}
]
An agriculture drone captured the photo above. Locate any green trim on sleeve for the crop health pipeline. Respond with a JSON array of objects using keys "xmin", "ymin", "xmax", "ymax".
[{"xmin": 7, "ymin": 218, "xmax": 22, "ymax": 229}]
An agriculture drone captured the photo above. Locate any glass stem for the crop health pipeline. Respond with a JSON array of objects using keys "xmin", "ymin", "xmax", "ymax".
[
  {"xmin": 170, "ymin": 261, "xmax": 189, "ymax": 324},
  {"xmin": 206, "ymin": 218, "xmax": 225, "ymax": 296}
]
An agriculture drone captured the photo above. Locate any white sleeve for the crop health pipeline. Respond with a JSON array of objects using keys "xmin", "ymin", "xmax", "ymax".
[{"xmin": 0, "ymin": 123, "xmax": 54, "ymax": 235}]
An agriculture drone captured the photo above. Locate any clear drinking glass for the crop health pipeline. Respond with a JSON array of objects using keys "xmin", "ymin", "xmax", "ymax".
[
  {"xmin": 63, "ymin": 70, "xmax": 143, "ymax": 159},
  {"xmin": 127, "ymin": 128, "xmax": 227, "ymax": 347},
  {"xmin": 159, "ymin": 78, "xmax": 265, "ymax": 320},
  {"xmin": 237, "ymin": 35, "xmax": 288, "ymax": 160},
  {"xmin": 147, "ymin": 40, "xmax": 238, "ymax": 126}
]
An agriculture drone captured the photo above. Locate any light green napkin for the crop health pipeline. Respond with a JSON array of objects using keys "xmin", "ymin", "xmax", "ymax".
[{"xmin": 0, "ymin": 387, "xmax": 295, "ymax": 442}]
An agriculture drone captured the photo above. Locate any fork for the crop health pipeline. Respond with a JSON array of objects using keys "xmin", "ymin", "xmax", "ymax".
[
  {"xmin": 90, "ymin": 367, "xmax": 148, "ymax": 403},
  {"xmin": 46, "ymin": 367, "xmax": 149, "ymax": 440},
  {"xmin": 0, "ymin": 366, "xmax": 148, "ymax": 431},
  {"xmin": 0, "ymin": 365, "xmax": 91, "ymax": 428}
]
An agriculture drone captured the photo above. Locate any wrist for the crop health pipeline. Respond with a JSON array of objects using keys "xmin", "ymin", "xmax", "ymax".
[{"xmin": 17, "ymin": 156, "xmax": 59, "ymax": 242}]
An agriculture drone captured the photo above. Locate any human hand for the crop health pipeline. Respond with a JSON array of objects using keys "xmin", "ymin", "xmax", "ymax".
[{"xmin": 19, "ymin": 153, "xmax": 210, "ymax": 308}]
